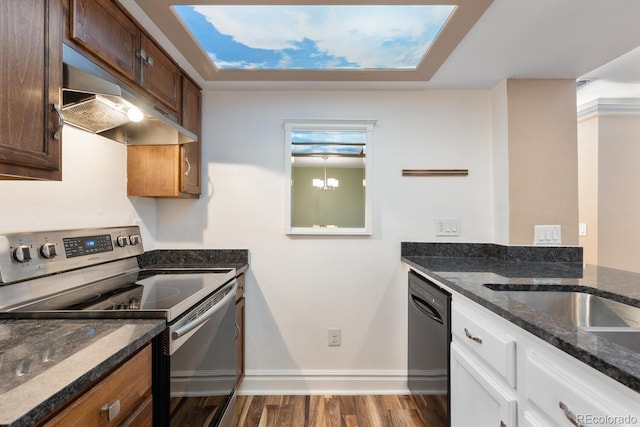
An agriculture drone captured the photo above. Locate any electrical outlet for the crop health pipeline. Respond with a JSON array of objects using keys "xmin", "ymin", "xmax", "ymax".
[
  {"xmin": 328, "ymin": 328, "xmax": 341, "ymax": 346},
  {"xmin": 435, "ymin": 219, "xmax": 460, "ymax": 236}
]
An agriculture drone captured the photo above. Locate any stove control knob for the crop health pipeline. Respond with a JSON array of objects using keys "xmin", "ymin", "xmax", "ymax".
[
  {"xmin": 40, "ymin": 242, "xmax": 58, "ymax": 259},
  {"xmin": 12, "ymin": 245, "xmax": 32, "ymax": 263},
  {"xmin": 116, "ymin": 236, "xmax": 129, "ymax": 247},
  {"xmin": 129, "ymin": 235, "xmax": 141, "ymax": 246}
]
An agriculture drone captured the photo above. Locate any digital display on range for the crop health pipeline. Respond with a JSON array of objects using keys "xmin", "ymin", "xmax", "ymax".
[{"xmin": 63, "ymin": 234, "xmax": 113, "ymax": 258}]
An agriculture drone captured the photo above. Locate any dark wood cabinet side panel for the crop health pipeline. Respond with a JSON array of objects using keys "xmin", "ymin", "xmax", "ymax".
[{"xmin": 70, "ymin": 0, "xmax": 140, "ymax": 82}]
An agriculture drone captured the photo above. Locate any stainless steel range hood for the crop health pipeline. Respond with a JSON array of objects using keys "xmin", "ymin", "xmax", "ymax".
[{"xmin": 62, "ymin": 45, "xmax": 196, "ymax": 145}]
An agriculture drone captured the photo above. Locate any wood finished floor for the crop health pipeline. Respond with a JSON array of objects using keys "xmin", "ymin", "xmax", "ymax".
[{"xmin": 236, "ymin": 395, "xmax": 446, "ymax": 427}]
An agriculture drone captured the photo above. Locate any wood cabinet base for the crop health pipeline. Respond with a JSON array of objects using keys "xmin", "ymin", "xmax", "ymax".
[{"xmin": 43, "ymin": 344, "xmax": 152, "ymax": 427}]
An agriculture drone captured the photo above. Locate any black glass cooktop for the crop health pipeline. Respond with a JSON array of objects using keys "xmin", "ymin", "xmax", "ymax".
[{"xmin": 12, "ymin": 269, "xmax": 234, "ymax": 321}]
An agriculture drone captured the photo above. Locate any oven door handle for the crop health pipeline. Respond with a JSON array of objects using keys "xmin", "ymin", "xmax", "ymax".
[{"xmin": 171, "ymin": 281, "xmax": 238, "ymax": 340}]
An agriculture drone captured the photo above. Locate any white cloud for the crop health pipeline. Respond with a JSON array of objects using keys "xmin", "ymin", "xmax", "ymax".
[{"xmin": 192, "ymin": 5, "xmax": 455, "ymax": 68}]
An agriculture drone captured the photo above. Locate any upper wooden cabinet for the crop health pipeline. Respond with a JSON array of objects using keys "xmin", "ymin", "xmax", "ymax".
[
  {"xmin": 126, "ymin": 75, "xmax": 201, "ymax": 198},
  {"xmin": 69, "ymin": 0, "xmax": 140, "ymax": 82},
  {"xmin": 0, "ymin": 0, "xmax": 63, "ymax": 180},
  {"xmin": 181, "ymin": 77, "xmax": 201, "ymax": 136},
  {"xmin": 127, "ymin": 144, "xmax": 199, "ymax": 198},
  {"xmin": 180, "ymin": 77, "xmax": 202, "ymax": 195},
  {"xmin": 67, "ymin": 0, "xmax": 180, "ymax": 115},
  {"xmin": 140, "ymin": 34, "xmax": 181, "ymax": 113}
]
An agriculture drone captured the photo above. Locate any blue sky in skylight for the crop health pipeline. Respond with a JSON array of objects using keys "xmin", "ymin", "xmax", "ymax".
[{"xmin": 172, "ymin": 5, "xmax": 456, "ymax": 70}]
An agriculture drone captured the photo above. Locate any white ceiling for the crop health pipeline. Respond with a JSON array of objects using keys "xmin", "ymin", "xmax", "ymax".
[{"xmin": 123, "ymin": 0, "xmax": 640, "ymax": 95}]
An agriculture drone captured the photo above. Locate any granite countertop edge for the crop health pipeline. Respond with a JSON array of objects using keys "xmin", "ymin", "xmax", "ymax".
[
  {"xmin": 1, "ymin": 320, "xmax": 165, "ymax": 427},
  {"xmin": 402, "ymin": 255, "xmax": 640, "ymax": 394},
  {"xmin": 137, "ymin": 249, "xmax": 249, "ymax": 276}
]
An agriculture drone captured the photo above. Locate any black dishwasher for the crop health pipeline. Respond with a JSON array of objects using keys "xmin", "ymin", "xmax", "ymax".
[{"xmin": 408, "ymin": 269, "xmax": 451, "ymax": 427}]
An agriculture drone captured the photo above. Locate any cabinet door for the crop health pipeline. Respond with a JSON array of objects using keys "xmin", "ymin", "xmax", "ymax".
[
  {"xmin": 179, "ymin": 143, "xmax": 200, "ymax": 196},
  {"xmin": 128, "ymin": 145, "xmax": 180, "ymax": 197},
  {"xmin": 128, "ymin": 145, "xmax": 199, "ymax": 198},
  {"xmin": 69, "ymin": 0, "xmax": 140, "ymax": 82},
  {"xmin": 179, "ymin": 77, "xmax": 201, "ymax": 195},
  {"xmin": 451, "ymin": 343, "xmax": 517, "ymax": 427},
  {"xmin": 0, "ymin": 0, "xmax": 62, "ymax": 180},
  {"xmin": 181, "ymin": 77, "xmax": 201, "ymax": 135},
  {"xmin": 140, "ymin": 34, "xmax": 181, "ymax": 114}
]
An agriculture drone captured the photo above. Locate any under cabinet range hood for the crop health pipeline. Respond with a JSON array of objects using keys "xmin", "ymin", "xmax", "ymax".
[{"xmin": 62, "ymin": 45, "xmax": 196, "ymax": 145}]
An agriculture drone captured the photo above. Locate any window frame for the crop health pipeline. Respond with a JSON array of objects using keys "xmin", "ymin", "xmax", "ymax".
[{"xmin": 284, "ymin": 119, "xmax": 375, "ymax": 235}]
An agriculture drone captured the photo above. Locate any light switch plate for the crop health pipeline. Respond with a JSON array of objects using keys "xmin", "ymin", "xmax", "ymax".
[
  {"xmin": 435, "ymin": 219, "xmax": 460, "ymax": 236},
  {"xmin": 579, "ymin": 223, "xmax": 587, "ymax": 236},
  {"xmin": 534, "ymin": 225, "xmax": 561, "ymax": 245}
]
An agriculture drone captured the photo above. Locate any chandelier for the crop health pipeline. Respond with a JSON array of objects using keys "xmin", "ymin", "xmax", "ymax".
[{"xmin": 312, "ymin": 156, "xmax": 339, "ymax": 190}]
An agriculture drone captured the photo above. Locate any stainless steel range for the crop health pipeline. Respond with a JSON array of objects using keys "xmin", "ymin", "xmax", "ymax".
[{"xmin": 0, "ymin": 226, "xmax": 237, "ymax": 427}]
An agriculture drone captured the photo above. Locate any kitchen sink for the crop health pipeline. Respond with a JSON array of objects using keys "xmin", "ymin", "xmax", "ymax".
[
  {"xmin": 484, "ymin": 286, "xmax": 640, "ymax": 353},
  {"xmin": 484, "ymin": 287, "xmax": 640, "ymax": 329}
]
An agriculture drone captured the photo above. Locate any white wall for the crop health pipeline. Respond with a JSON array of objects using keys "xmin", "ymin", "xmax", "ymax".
[
  {"xmin": 0, "ymin": 126, "xmax": 157, "ymax": 248},
  {"xmin": 155, "ymin": 89, "xmax": 494, "ymax": 393}
]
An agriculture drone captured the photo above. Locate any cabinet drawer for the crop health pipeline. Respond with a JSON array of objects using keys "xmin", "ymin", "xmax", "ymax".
[
  {"xmin": 451, "ymin": 343, "xmax": 517, "ymax": 427},
  {"xmin": 525, "ymin": 350, "xmax": 635, "ymax": 427},
  {"xmin": 452, "ymin": 301, "xmax": 516, "ymax": 387},
  {"xmin": 45, "ymin": 345, "xmax": 152, "ymax": 426}
]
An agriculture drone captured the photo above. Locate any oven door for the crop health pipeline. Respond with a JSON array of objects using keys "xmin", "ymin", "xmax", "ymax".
[{"xmin": 167, "ymin": 280, "xmax": 237, "ymax": 427}]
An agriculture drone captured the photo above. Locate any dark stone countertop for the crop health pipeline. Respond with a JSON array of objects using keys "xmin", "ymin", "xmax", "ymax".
[
  {"xmin": 138, "ymin": 249, "xmax": 249, "ymax": 275},
  {"xmin": 401, "ymin": 242, "xmax": 640, "ymax": 394},
  {"xmin": 0, "ymin": 318, "xmax": 164, "ymax": 427}
]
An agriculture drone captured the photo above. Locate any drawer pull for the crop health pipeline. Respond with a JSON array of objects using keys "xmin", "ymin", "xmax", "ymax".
[
  {"xmin": 101, "ymin": 400, "xmax": 121, "ymax": 421},
  {"xmin": 464, "ymin": 328, "xmax": 483, "ymax": 344},
  {"xmin": 499, "ymin": 421, "xmax": 506, "ymax": 427},
  {"xmin": 53, "ymin": 104, "xmax": 64, "ymax": 140},
  {"xmin": 559, "ymin": 401, "xmax": 583, "ymax": 427}
]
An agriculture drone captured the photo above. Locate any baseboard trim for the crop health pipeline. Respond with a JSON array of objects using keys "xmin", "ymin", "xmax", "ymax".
[{"xmin": 237, "ymin": 369, "xmax": 411, "ymax": 395}]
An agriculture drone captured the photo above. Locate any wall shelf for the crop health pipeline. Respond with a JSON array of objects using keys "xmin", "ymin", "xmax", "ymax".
[{"xmin": 402, "ymin": 169, "xmax": 468, "ymax": 177}]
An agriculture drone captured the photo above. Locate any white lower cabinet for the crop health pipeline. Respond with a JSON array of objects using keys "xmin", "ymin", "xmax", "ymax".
[
  {"xmin": 523, "ymin": 348, "xmax": 640, "ymax": 427},
  {"xmin": 451, "ymin": 342, "xmax": 518, "ymax": 427},
  {"xmin": 447, "ymin": 290, "xmax": 640, "ymax": 427}
]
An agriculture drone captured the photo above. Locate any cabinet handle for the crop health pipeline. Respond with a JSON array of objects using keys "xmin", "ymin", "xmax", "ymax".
[
  {"xmin": 499, "ymin": 421, "xmax": 506, "ymax": 427},
  {"xmin": 53, "ymin": 104, "xmax": 64, "ymax": 140},
  {"xmin": 184, "ymin": 156, "xmax": 191, "ymax": 176},
  {"xmin": 464, "ymin": 328, "xmax": 483, "ymax": 344},
  {"xmin": 100, "ymin": 400, "xmax": 121, "ymax": 421},
  {"xmin": 137, "ymin": 49, "xmax": 150, "ymax": 85},
  {"xmin": 235, "ymin": 322, "xmax": 240, "ymax": 341},
  {"xmin": 559, "ymin": 401, "xmax": 583, "ymax": 427}
]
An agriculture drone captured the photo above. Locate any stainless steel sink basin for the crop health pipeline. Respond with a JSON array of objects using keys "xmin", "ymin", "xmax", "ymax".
[
  {"xmin": 488, "ymin": 289, "xmax": 640, "ymax": 329},
  {"xmin": 484, "ymin": 286, "xmax": 640, "ymax": 353}
]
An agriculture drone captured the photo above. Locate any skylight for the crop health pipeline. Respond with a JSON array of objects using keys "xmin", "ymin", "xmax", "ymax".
[{"xmin": 172, "ymin": 5, "xmax": 456, "ymax": 71}]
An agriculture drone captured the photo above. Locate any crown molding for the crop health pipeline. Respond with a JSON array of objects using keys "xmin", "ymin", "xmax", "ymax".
[{"xmin": 578, "ymin": 98, "xmax": 640, "ymax": 121}]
